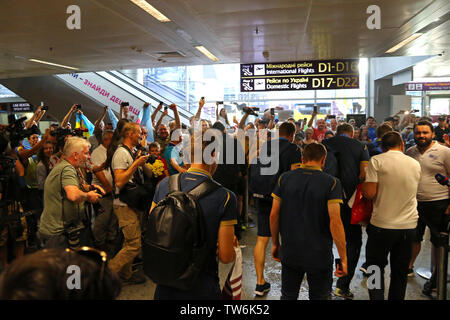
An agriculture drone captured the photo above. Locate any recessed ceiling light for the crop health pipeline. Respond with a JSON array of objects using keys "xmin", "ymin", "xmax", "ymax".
[
  {"xmin": 129, "ymin": 0, "xmax": 170, "ymax": 22},
  {"xmin": 385, "ymin": 33, "xmax": 423, "ymax": 54},
  {"xmin": 28, "ymin": 59, "xmax": 79, "ymax": 70},
  {"xmin": 195, "ymin": 46, "xmax": 219, "ymax": 62}
]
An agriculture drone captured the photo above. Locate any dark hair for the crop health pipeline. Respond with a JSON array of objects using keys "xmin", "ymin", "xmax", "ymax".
[
  {"xmin": 37, "ymin": 141, "xmax": 55, "ymax": 167},
  {"xmin": 0, "ymin": 249, "xmax": 121, "ymax": 300},
  {"xmin": 105, "ymin": 119, "xmax": 129, "ymax": 169},
  {"xmin": 376, "ymin": 123, "xmax": 393, "ymax": 139},
  {"xmin": 279, "ymin": 121, "xmax": 296, "ymax": 138},
  {"xmin": 381, "ymin": 131, "xmax": 403, "ymax": 150},
  {"xmin": 149, "ymin": 142, "xmax": 161, "ymax": 150},
  {"xmin": 336, "ymin": 123, "xmax": 354, "ymax": 135},
  {"xmin": 413, "ymin": 120, "xmax": 434, "ymax": 133},
  {"xmin": 212, "ymin": 121, "xmax": 226, "ymax": 134},
  {"xmin": 303, "ymin": 143, "xmax": 327, "ymax": 162}
]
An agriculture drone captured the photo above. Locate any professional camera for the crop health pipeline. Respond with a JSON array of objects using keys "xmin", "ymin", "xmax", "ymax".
[
  {"xmin": 50, "ymin": 126, "xmax": 88, "ymax": 150},
  {"xmin": 135, "ymin": 145, "xmax": 158, "ymax": 164},
  {"xmin": 64, "ymin": 223, "xmax": 85, "ymax": 249},
  {"xmin": 243, "ymin": 106, "xmax": 259, "ymax": 117},
  {"xmin": 0, "ymin": 156, "xmax": 16, "ymax": 182}
]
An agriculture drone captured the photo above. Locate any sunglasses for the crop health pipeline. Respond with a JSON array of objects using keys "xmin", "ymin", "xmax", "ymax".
[{"xmin": 65, "ymin": 246, "xmax": 108, "ymax": 282}]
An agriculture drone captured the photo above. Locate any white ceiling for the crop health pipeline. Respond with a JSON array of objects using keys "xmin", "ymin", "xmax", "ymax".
[{"xmin": 0, "ymin": 0, "xmax": 448, "ymax": 79}]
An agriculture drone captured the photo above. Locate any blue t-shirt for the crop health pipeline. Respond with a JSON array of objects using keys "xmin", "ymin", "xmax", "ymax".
[
  {"xmin": 152, "ymin": 168, "xmax": 238, "ymax": 278},
  {"xmin": 272, "ymin": 165, "xmax": 343, "ymax": 270},
  {"xmin": 163, "ymin": 142, "xmax": 184, "ymax": 175},
  {"xmin": 368, "ymin": 127, "xmax": 377, "ymax": 141},
  {"xmin": 322, "ymin": 135, "xmax": 369, "ymax": 200}
]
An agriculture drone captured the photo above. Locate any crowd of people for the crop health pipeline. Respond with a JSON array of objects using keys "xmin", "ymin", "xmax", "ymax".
[{"xmin": 0, "ymin": 98, "xmax": 448, "ymax": 300}]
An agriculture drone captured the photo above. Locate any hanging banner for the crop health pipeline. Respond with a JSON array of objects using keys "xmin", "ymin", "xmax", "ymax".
[{"xmin": 240, "ymin": 59, "xmax": 359, "ymax": 92}]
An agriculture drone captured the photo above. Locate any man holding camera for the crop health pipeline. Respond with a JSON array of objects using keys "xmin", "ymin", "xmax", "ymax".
[
  {"xmin": 110, "ymin": 122, "xmax": 153, "ymax": 285},
  {"xmin": 39, "ymin": 137, "xmax": 103, "ymax": 249}
]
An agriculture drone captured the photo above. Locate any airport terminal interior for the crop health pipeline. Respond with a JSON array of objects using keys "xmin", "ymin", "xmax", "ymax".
[{"xmin": 0, "ymin": 0, "xmax": 449, "ymax": 301}]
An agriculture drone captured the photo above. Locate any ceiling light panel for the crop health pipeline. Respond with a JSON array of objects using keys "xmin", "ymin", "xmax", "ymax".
[{"xmin": 129, "ymin": 0, "xmax": 171, "ymax": 22}]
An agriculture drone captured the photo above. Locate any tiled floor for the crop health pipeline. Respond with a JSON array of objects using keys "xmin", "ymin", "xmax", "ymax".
[{"xmin": 118, "ymin": 212, "xmax": 449, "ymax": 300}]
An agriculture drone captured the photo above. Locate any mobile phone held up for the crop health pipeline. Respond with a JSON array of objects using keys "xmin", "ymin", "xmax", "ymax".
[
  {"xmin": 313, "ymin": 105, "xmax": 318, "ymax": 113},
  {"xmin": 270, "ymin": 108, "xmax": 275, "ymax": 116}
]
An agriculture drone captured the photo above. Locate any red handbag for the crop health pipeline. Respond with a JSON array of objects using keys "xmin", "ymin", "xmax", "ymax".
[{"xmin": 351, "ymin": 184, "xmax": 373, "ymax": 225}]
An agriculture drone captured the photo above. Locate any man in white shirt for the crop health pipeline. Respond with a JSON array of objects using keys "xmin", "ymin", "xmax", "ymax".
[
  {"xmin": 405, "ymin": 120, "xmax": 450, "ymax": 295},
  {"xmin": 362, "ymin": 131, "xmax": 421, "ymax": 300},
  {"xmin": 91, "ymin": 130, "xmax": 118, "ymax": 254}
]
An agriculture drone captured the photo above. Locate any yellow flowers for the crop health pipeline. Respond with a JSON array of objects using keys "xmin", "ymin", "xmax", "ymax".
[{"xmin": 147, "ymin": 159, "xmax": 165, "ymax": 177}]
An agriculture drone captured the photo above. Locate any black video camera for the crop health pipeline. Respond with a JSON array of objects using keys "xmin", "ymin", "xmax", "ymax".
[
  {"xmin": 5, "ymin": 114, "xmax": 40, "ymax": 148},
  {"xmin": 243, "ymin": 107, "xmax": 259, "ymax": 117}
]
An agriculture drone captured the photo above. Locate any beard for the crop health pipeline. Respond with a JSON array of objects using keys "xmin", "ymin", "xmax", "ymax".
[{"xmin": 415, "ymin": 137, "xmax": 432, "ymax": 148}]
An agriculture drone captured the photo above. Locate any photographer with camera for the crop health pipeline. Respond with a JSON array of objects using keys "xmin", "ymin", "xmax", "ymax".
[
  {"xmin": 0, "ymin": 137, "xmax": 28, "ymax": 270},
  {"xmin": 38, "ymin": 137, "xmax": 104, "ymax": 249},
  {"xmin": 109, "ymin": 122, "xmax": 153, "ymax": 285}
]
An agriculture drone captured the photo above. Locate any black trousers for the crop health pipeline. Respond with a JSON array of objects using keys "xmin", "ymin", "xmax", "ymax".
[
  {"xmin": 336, "ymin": 203, "xmax": 362, "ymax": 291},
  {"xmin": 365, "ymin": 224, "xmax": 415, "ymax": 300},
  {"xmin": 281, "ymin": 263, "xmax": 332, "ymax": 300}
]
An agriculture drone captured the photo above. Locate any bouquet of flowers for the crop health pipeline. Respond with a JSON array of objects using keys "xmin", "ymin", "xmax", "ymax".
[{"xmin": 147, "ymin": 159, "xmax": 165, "ymax": 177}]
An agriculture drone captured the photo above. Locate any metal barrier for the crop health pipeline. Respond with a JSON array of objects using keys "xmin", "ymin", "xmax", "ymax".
[{"xmin": 436, "ymin": 228, "xmax": 449, "ymax": 300}]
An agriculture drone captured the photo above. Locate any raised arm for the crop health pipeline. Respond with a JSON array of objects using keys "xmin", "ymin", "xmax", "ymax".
[
  {"xmin": 35, "ymin": 108, "xmax": 46, "ymax": 124},
  {"xmin": 195, "ymin": 98, "xmax": 205, "ymax": 121},
  {"xmin": 155, "ymin": 108, "xmax": 168, "ymax": 131},
  {"xmin": 94, "ymin": 106, "xmax": 108, "ymax": 130},
  {"xmin": 140, "ymin": 102, "xmax": 151, "ymax": 128},
  {"xmin": 170, "ymin": 103, "xmax": 181, "ymax": 130},
  {"xmin": 61, "ymin": 104, "xmax": 78, "ymax": 128},
  {"xmin": 151, "ymin": 102, "xmax": 164, "ymax": 127},
  {"xmin": 307, "ymin": 111, "xmax": 317, "ymax": 129},
  {"xmin": 25, "ymin": 106, "xmax": 43, "ymax": 130}
]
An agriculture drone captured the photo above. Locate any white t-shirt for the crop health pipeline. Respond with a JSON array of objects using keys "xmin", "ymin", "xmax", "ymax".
[
  {"xmin": 90, "ymin": 144, "xmax": 113, "ymax": 189},
  {"xmin": 111, "ymin": 146, "xmax": 135, "ymax": 206},
  {"xmin": 365, "ymin": 150, "xmax": 421, "ymax": 229},
  {"xmin": 406, "ymin": 141, "xmax": 450, "ymax": 202}
]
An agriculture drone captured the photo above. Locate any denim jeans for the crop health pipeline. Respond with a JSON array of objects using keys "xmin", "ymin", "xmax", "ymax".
[
  {"xmin": 281, "ymin": 263, "xmax": 332, "ymax": 300},
  {"xmin": 365, "ymin": 224, "xmax": 415, "ymax": 300}
]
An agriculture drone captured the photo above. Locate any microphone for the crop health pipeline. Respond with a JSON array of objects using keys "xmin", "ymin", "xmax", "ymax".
[{"xmin": 435, "ymin": 173, "xmax": 450, "ymax": 187}]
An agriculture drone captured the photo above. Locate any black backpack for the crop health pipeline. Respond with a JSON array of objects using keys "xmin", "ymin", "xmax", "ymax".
[{"xmin": 142, "ymin": 173, "xmax": 220, "ymax": 291}]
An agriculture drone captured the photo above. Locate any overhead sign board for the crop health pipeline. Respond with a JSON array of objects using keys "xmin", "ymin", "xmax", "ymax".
[
  {"xmin": 11, "ymin": 102, "xmax": 33, "ymax": 112},
  {"xmin": 240, "ymin": 59, "xmax": 359, "ymax": 92},
  {"xmin": 405, "ymin": 82, "xmax": 450, "ymax": 91}
]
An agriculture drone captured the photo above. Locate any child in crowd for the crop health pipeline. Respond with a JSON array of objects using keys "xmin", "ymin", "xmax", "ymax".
[{"xmin": 148, "ymin": 142, "xmax": 169, "ymax": 183}]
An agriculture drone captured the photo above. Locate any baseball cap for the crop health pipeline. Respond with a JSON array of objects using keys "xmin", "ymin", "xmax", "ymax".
[{"xmin": 438, "ymin": 115, "xmax": 447, "ymax": 121}]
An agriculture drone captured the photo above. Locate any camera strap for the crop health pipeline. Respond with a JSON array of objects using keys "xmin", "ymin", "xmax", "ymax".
[{"xmin": 120, "ymin": 144, "xmax": 144, "ymax": 185}]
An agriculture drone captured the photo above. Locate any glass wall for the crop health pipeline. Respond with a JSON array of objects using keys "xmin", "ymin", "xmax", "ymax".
[{"xmin": 140, "ymin": 58, "xmax": 368, "ymax": 122}]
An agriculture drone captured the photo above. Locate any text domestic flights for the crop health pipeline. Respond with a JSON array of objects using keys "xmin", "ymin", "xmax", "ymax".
[{"xmin": 240, "ymin": 59, "xmax": 359, "ymax": 92}]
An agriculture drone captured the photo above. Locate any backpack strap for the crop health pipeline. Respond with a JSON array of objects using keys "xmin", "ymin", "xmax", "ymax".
[
  {"xmin": 188, "ymin": 178, "xmax": 221, "ymax": 201},
  {"xmin": 168, "ymin": 174, "xmax": 181, "ymax": 193},
  {"xmin": 169, "ymin": 173, "xmax": 220, "ymax": 200}
]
